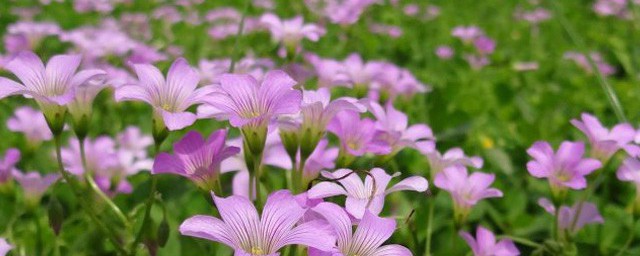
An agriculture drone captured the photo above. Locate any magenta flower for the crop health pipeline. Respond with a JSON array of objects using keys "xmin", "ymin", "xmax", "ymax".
[
  {"xmin": 339, "ymin": 53, "xmax": 381, "ymax": 91},
  {"xmin": 424, "ymin": 148, "xmax": 483, "ymax": 178},
  {"xmin": 305, "ymin": 54, "xmax": 349, "ymax": 88},
  {"xmin": 459, "ymin": 226, "xmax": 519, "ymax": 256},
  {"xmin": 115, "ymin": 58, "xmax": 211, "ymax": 131},
  {"xmin": 570, "ymin": 113, "xmax": 635, "ymax": 162},
  {"xmin": 61, "ymin": 136, "xmax": 118, "ymax": 176},
  {"xmin": 7, "ymin": 21, "xmax": 61, "ymax": 49},
  {"xmin": 434, "ymin": 166, "xmax": 502, "ymax": 222},
  {"xmin": 179, "ymin": 190, "xmax": 336, "ymax": 254},
  {"xmin": 369, "ymin": 101, "xmax": 435, "ymax": 155},
  {"xmin": 328, "ymin": 110, "xmax": 391, "ymax": 158},
  {"xmin": 260, "ymin": 14, "xmax": 325, "ymax": 56},
  {"xmin": 7, "ymin": 106, "xmax": 52, "ymax": 146},
  {"xmin": 435, "ymin": 46, "xmax": 454, "ymax": 60},
  {"xmin": 310, "ymin": 202, "xmax": 411, "ymax": 256},
  {"xmin": 197, "ymin": 57, "xmax": 274, "ymax": 84},
  {"xmin": 0, "ymin": 52, "xmax": 104, "ymax": 131},
  {"xmin": 538, "ymin": 198, "xmax": 604, "ymax": 234},
  {"xmin": 526, "ymin": 141, "xmax": 602, "ymax": 192},
  {"xmin": 0, "ymin": 238, "xmax": 12, "ymax": 256},
  {"xmin": 618, "ymin": 157, "xmax": 640, "ymax": 186},
  {"xmin": 308, "ymin": 168, "xmax": 428, "ymax": 218},
  {"xmin": 370, "ymin": 63, "xmax": 430, "ymax": 101},
  {"xmin": 302, "ymin": 139, "xmax": 339, "ymax": 184},
  {"xmin": 153, "ymin": 130, "xmax": 239, "ymax": 191},
  {"xmin": 473, "ymin": 36, "xmax": 496, "ymax": 55},
  {"xmin": 116, "ymin": 126, "xmax": 153, "ymax": 160},
  {"xmin": 13, "ymin": 170, "xmax": 59, "ymax": 204},
  {"xmin": 0, "ymin": 149, "xmax": 20, "ymax": 184},
  {"xmin": 564, "ymin": 51, "xmax": 616, "ymax": 77}
]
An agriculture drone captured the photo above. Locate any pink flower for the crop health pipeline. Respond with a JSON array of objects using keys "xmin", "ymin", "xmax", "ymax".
[
  {"xmin": 473, "ymin": 36, "xmax": 496, "ymax": 55},
  {"xmin": 310, "ymin": 203, "xmax": 411, "ymax": 256},
  {"xmin": 13, "ymin": 170, "xmax": 59, "ymax": 203},
  {"xmin": 538, "ymin": 198, "xmax": 604, "ymax": 234},
  {"xmin": 115, "ymin": 58, "xmax": 211, "ymax": 131},
  {"xmin": 571, "ymin": 113, "xmax": 635, "ymax": 162},
  {"xmin": 0, "ymin": 238, "xmax": 12, "ymax": 256},
  {"xmin": 0, "ymin": 149, "xmax": 20, "ymax": 184},
  {"xmin": 7, "ymin": 106, "xmax": 52, "ymax": 146},
  {"xmin": 435, "ymin": 46, "xmax": 455, "ymax": 60},
  {"xmin": 424, "ymin": 148, "xmax": 483, "ymax": 178},
  {"xmin": 564, "ymin": 51, "xmax": 616, "ymax": 76},
  {"xmin": 305, "ymin": 54, "xmax": 349, "ymax": 88},
  {"xmin": 452, "ymin": 26, "xmax": 483, "ymax": 42},
  {"xmin": 527, "ymin": 141, "xmax": 602, "ymax": 192},
  {"xmin": 460, "ymin": 226, "xmax": 520, "ymax": 256},
  {"xmin": 369, "ymin": 101, "xmax": 435, "ymax": 155},
  {"xmin": 328, "ymin": 110, "xmax": 391, "ymax": 157},
  {"xmin": 153, "ymin": 130, "xmax": 239, "ymax": 191},
  {"xmin": 308, "ymin": 168, "xmax": 428, "ymax": 218},
  {"xmin": 305, "ymin": 0, "xmax": 376, "ymax": 25},
  {"xmin": 179, "ymin": 190, "xmax": 336, "ymax": 254},
  {"xmin": 434, "ymin": 166, "xmax": 502, "ymax": 220},
  {"xmin": 260, "ymin": 14, "xmax": 325, "ymax": 56}
]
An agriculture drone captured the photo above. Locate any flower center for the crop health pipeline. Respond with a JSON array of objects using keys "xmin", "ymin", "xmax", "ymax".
[
  {"xmin": 161, "ymin": 103, "xmax": 172, "ymax": 111},
  {"xmin": 251, "ymin": 247, "xmax": 265, "ymax": 255}
]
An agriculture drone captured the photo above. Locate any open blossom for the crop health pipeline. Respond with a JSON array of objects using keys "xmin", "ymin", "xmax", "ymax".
[
  {"xmin": 179, "ymin": 190, "xmax": 336, "ymax": 255},
  {"xmin": 197, "ymin": 57, "xmax": 274, "ymax": 84},
  {"xmin": 0, "ymin": 238, "xmax": 11, "ymax": 256},
  {"xmin": 435, "ymin": 46, "xmax": 454, "ymax": 59},
  {"xmin": 117, "ymin": 126, "xmax": 153, "ymax": 160},
  {"xmin": 526, "ymin": 141, "xmax": 602, "ymax": 191},
  {"xmin": 424, "ymin": 148, "xmax": 483, "ymax": 178},
  {"xmin": 538, "ymin": 198, "xmax": 604, "ymax": 234},
  {"xmin": 459, "ymin": 226, "xmax": 519, "ymax": 256},
  {"xmin": 473, "ymin": 36, "xmax": 496, "ymax": 55},
  {"xmin": 305, "ymin": 0, "xmax": 376, "ymax": 25},
  {"xmin": 308, "ymin": 168, "xmax": 428, "ymax": 218},
  {"xmin": 13, "ymin": 170, "xmax": 59, "ymax": 203},
  {"xmin": 328, "ymin": 110, "xmax": 391, "ymax": 157},
  {"xmin": 115, "ymin": 58, "xmax": 211, "ymax": 131},
  {"xmin": 434, "ymin": 166, "xmax": 502, "ymax": 220},
  {"xmin": 452, "ymin": 26, "xmax": 483, "ymax": 42},
  {"xmin": 67, "ymin": 74, "xmax": 107, "ymax": 128},
  {"xmin": 593, "ymin": 0, "xmax": 629, "ymax": 18},
  {"xmin": 0, "ymin": 149, "xmax": 20, "ymax": 184},
  {"xmin": 260, "ymin": 14, "xmax": 325, "ymax": 56},
  {"xmin": 564, "ymin": 51, "xmax": 616, "ymax": 77},
  {"xmin": 370, "ymin": 63, "xmax": 430, "ymax": 101},
  {"xmin": 310, "ymin": 202, "xmax": 411, "ymax": 256},
  {"xmin": 0, "ymin": 52, "xmax": 105, "ymax": 131},
  {"xmin": 203, "ymin": 70, "xmax": 302, "ymax": 132},
  {"xmin": 61, "ymin": 20, "xmax": 138, "ymax": 61},
  {"xmin": 570, "ymin": 113, "xmax": 635, "ymax": 162},
  {"xmin": 153, "ymin": 130, "xmax": 239, "ymax": 191},
  {"xmin": 7, "ymin": 21, "xmax": 61, "ymax": 49},
  {"xmin": 618, "ymin": 157, "xmax": 640, "ymax": 186},
  {"xmin": 515, "ymin": 7, "xmax": 552, "ymax": 25},
  {"xmin": 305, "ymin": 54, "xmax": 349, "ymax": 88},
  {"xmin": 369, "ymin": 101, "xmax": 435, "ymax": 155},
  {"xmin": 7, "ymin": 106, "xmax": 52, "ymax": 146}
]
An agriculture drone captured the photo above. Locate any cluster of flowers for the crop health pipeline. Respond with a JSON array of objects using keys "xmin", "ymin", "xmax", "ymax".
[{"xmin": 434, "ymin": 26, "xmax": 497, "ymax": 70}]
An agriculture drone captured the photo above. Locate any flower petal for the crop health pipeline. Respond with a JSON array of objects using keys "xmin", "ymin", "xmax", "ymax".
[{"xmin": 179, "ymin": 215, "xmax": 236, "ymax": 247}]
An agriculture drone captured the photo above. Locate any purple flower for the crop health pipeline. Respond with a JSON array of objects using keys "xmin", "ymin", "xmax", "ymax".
[
  {"xmin": 310, "ymin": 202, "xmax": 411, "ymax": 256},
  {"xmin": 0, "ymin": 52, "xmax": 104, "ymax": 129},
  {"xmin": 304, "ymin": 0, "xmax": 376, "ymax": 25},
  {"xmin": 203, "ymin": 70, "xmax": 302, "ymax": 136},
  {"xmin": 465, "ymin": 55, "xmax": 490, "ymax": 70},
  {"xmin": 305, "ymin": 54, "xmax": 349, "ymax": 88},
  {"xmin": 0, "ymin": 149, "xmax": 20, "ymax": 184},
  {"xmin": 434, "ymin": 166, "xmax": 502, "ymax": 221},
  {"xmin": 538, "ymin": 198, "xmax": 604, "ymax": 234},
  {"xmin": 452, "ymin": 26, "xmax": 483, "ymax": 42},
  {"xmin": 404, "ymin": 4, "xmax": 420, "ymax": 16},
  {"xmin": 61, "ymin": 136, "xmax": 118, "ymax": 176},
  {"xmin": 370, "ymin": 63, "xmax": 430, "ymax": 101},
  {"xmin": 302, "ymin": 139, "xmax": 339, "ymax": 184},
  {"xmin": 526, "ymin": 141, "xmax": 602, "ymax": 192},
  {"xmin": 369, "ymin": 23, "xmax": 403, "ymax": 38},
  {"xmin": 515, "ymin": 7, "xmax": 552, "ymax": 25},
  {"xmin": 424, "ymin": 148, "xmax": 483, "ymax": 178},
  {"xmin": 197, "ymin": 57, "xmax": 274, "ymax": 84},
  {"xmin": 570, "ymin": 113, "xmax": 635, "ymax": 162},
  {"xmin": 0, "ymin": 238, "xmax": 12, "ymax": 256},
  {"xmin": 308, "ymin": 168, "xmax": 428, "ymax": 219},
  {"xmin": 153, "ymin": 130, "xmax": 239, "ymax": 191},
  {"xmin": 618, "ymin": 157, "xmax": 640, "ymax": 186},
  {"xmin": 13, "ymin": 170, "xmax": 59, "ymax": 203},
  {"xmin": 369, "ymin": 101, "xmax": 435, "ymax": 155},
  {"xmin": 473, "ymin": 36, "xmax": 496, "ymax": 55},
  {"xmin": 179, "ymin": 190, "xmax": 336, "ymax": 254},
  {"xmin": 67, "ymin": 74, "xmax": 107, "ymax": 124},
  {"xmin": 564, "ymin": 51, "xmax": 616, "ymax": 77},
  {"xmin": 7, "ymin": 106, "xmax": 52, "ymax": 146},
  {"xmin": 115, "ymin": 58, "xmax": 211, "ymax": 131},
  {"xmin": 116, "ymin": 126, "xmax": 153, "ymax": 160},
  {"xmin": 260, "ymin": 14, "xmax": 325, "ymax": 57},
  {"xmin": 61, "ymin": 21, "xmax": 137, "ymax": 61},
  {"xmin": 593, "ymin": 0, "xmax": 629, "ymax": 18},
  {"xmin": 435, "ymin": 46, "xmax": 455, "ymax": 60},
  {"xmin": 328, "ymin": 110, "xmax": 391, "ymax": 157},
  {"xmin": 459, "ymin": 226, "xmax": 519, "ymax": 256},
  {"xmin": 7, "ymin": 21, "xmax": 61, "ymax": 48}
]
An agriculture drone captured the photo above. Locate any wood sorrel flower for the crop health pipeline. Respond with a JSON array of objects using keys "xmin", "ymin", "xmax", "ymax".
[
  {"xmin": 459, "ymin": 226, "xmax": 520, "ymax": 256},
  {"xmin": 328, "ymin": 110, "xmax": 391, "ymax": 164},
  {"xmin": 179, "ymin": 190, "xmax": 336, "ymax": 255},
  {"xmin": 115, "ymin": 58, "xmax": 211, "ymax": 131},
  {"xmin": 204, "ymin": 70, "xmax": 302, "ymax": 157},
  {"xmin": 538, "ymin": 198, "xmax": 604, "ymax": 234},
  {"xmin": 153, "ymin": 130, "xmax": 239, "ymax": 191},
  {"xmin": 308, "ymin": 168, "xmax": 428, "ymax": 219},
  {"xmin": 7, "ymin": 106, "xmax": 52, "ymax": 147},
  {"xmin": 13, "ymin": 170, "xmax": 59, "ymax": 206},
  {"xmin": 617, "ymin": 157, "xmax": 640, "ymax": 215},
  {"xmin": 0, "ymin": 149, "xmax": 20, "ymax": 187},
  {"xmin": 434, "ymin": 165, "xmax": 502, "ymax": 224},
  {"xmin": 424, "ymin": 148, "xmax": 483, "ymax": 180},
  {"xmin": 310, "ymin": 202, "xmax": 411, "ymax": 256},
  {"xmin": 260, "ymin": 14, "xmax": 325, "ymax": 57},
  {"xmin": 526, "ymin": 141, "xmax": 601, "ymax": 196},
  {"xmin": 369, "ymin": 101, "xmax": 435, "ymax": 156},
  {"xmin": 0, "ymin": 238, "xmax": 12, "ymax": 256},
  {"xmin": 67, "ymin": 75, "xmax": 107, "ymax": 138},
  {"xmin": 0, "ymin": 51, "xmax": 104, "ymax": 133},
  {"xmin": 570, "ymin": 113, "xmax": 635, "ymax": 162}
]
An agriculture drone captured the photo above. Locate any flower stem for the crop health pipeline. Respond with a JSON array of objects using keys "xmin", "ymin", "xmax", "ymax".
[
  {"xmin": 53, "ymin": 134, "xmax": 128, "ymax": 255},
  {"xmin": 229, "ymin": 0, "xmax": 252, "ymax": 73},
  {"xmin": 79, "ymin": 138, "xmax": 130, "ymax": 228},
  {"xmin": 615, "ymin": 216, "xmax": 637, "ymax": 256},
  {"xmin": 497, "ymin": 235, "xmax": 542, "ymax": 248},
  {"xmin": 425, "ymin": 199, "xmax": 435, "ymax": 256}
]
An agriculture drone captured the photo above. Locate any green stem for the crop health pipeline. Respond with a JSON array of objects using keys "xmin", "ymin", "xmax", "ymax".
[
  {"xmin": 34, "ymin": 214, "xmax": 42, "ymax": 256},
  {"xmin": 54, "ymin": 134, "xmax": 128, "ymax": 255},
  {"xmin": 229, "ymin": 0, "xmax": 252, "ymax": 73},
  {"xmin": 425, "ymin": 200, "xmax": 435, "ymax": 256},
  {"xmin": 498, "ymin": 235, "xmax": 542, "ymax": 248},
  {"xmin": 253, "ymin": 152, "xmax": 264, "ymax": 206},
  {"xmin": 79, "ymin": 139, "xmax": 130, "ymax": 228},
  {"xmin": 615, "ymin": 217, "xmax": 637, "ymax": 256}
]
